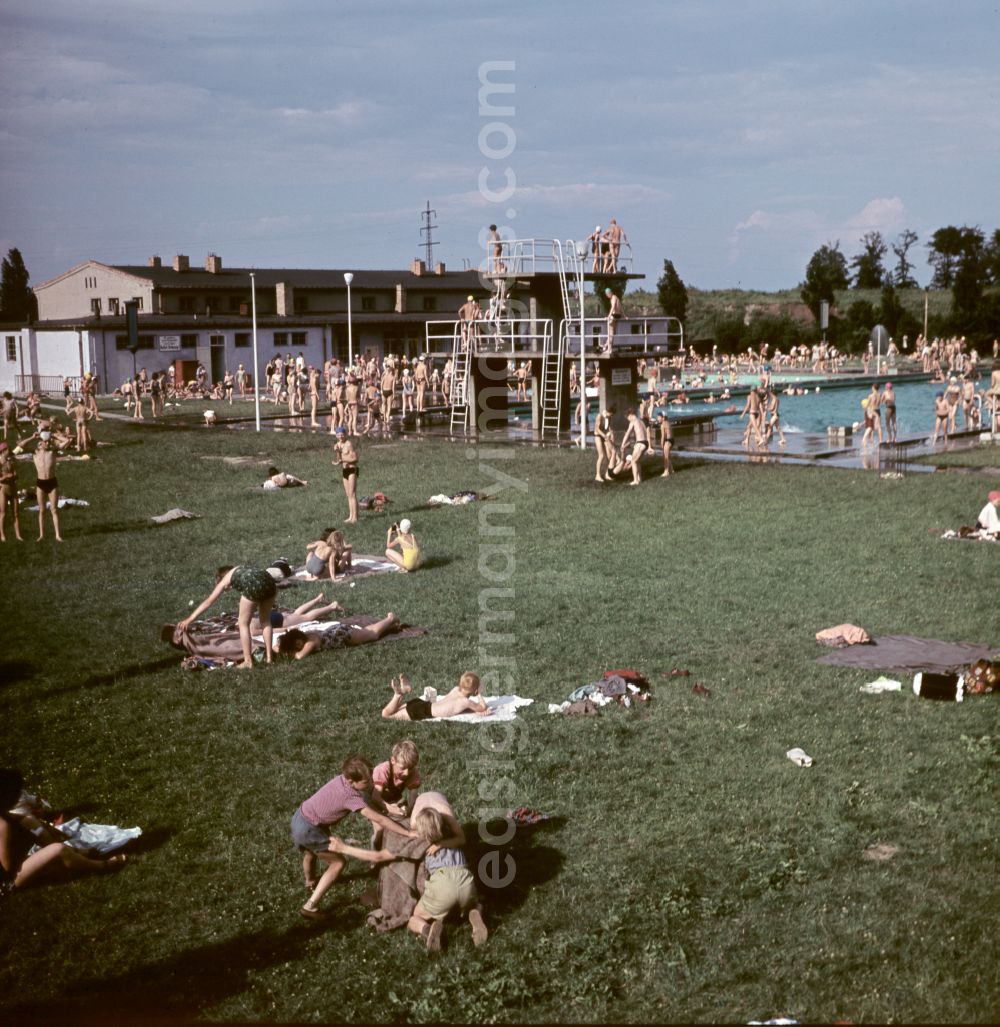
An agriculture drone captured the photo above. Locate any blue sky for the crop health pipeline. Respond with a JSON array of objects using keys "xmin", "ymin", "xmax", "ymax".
[{"xmin": 1, "ymin": 0, "xmax": 997, "ymax": 292}]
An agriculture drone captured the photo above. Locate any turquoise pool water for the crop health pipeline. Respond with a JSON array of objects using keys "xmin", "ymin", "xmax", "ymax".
[{"xmin": 657, "ymin": 380, "xmax": 972, "ymax": 438}]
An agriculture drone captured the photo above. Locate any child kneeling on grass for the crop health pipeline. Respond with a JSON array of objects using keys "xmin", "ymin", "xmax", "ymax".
[{"xmin": 407, "ymin": 806, "xmax": 487, "ymax": 951}]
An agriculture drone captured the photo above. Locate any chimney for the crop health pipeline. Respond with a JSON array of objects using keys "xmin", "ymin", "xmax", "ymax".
[
  {"xmin": 410, "ymin": 259, "xmax": 426, "ymax": 276},
  {"xmin": 172, "ymin": 254, "xmax": 189, "ymax": 272},
  {"xmin": 148, "ymin": 255, "xmax": 161, "ymax": 268},
  {"xmin": 395, "ymin": 283, "xmax": 406, "ymax": 314},
  {"xmin": 205, "ymin": 253, "xmax": 222, "ymax": 273},
  {"xmin": 276, "ymin": 281, "xmax": 294, "ymax": 317},
  {"xmin": 435, "ymin": 262, "xmax": 446, "ymax": 275}
]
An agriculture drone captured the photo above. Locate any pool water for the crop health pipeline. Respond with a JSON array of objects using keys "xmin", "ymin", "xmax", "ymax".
[{"xmin": 657, "ymin": 380, "xmax": 968, "ymax": 438}]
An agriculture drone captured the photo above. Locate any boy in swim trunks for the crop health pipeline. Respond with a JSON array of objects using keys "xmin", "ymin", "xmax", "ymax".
[
  {"xmin": 381, "ymin": 671, "xmax": 490, "ymax": 721},
  {"xmin": 332, "ymin": 428, "xmax": 359, "ymax": 523},
  {"xmin": 656, "ymin": 411, "xmax": 673, "ymax": 477},
  {"xmin": 32, "ymin": 433, "xmax": 63, "ymax": 542},
  {"xmin": 0, "ymin": 441, "xmax": 23, "ymax": 541}
]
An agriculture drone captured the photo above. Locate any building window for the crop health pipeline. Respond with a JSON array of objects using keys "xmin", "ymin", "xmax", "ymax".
[
  {"xmin": 274, "ymin": 332, "xmax": 288, "ymax": 348},
  {"xmin": 290, "ymin": 331, "xmax": 307, "ymax": 346},
  {"xmin": 180, "ymin": 334, "xmax": 198, "ymax": 348},
  {"xmin": 131, "ymin": 296, "xmax": 144, "ymax": 311},
  {"xmin": 115, "ymin": 334, "xmax": 156, "ymax": 351},
  {"xmin": 234, "ymin": 333, "xmax": 250, "ymax": 348},
  {"xmin": 179, "ymin": 296, "xmax": 195, "ymax": 313},
  {"xmin": 91, "ymin": 298, "xmax": 102, "ymax": 316},
  {"xmin": 361, "ymin": 296, "xmax": 376, "ymax": 312},
  {"xmin": 209, "ymin": 334, "xmax": 225, "ymax": 348},
  {"xmin": 422, "ymin": 296, "xmax": 436, "ymax": 312},
  {"xmin": 108, "ymin": 298, "xmax": 120, "ymax": 315},
  {"xmin": 5, "ymin": 336, "xmax": 16, "ymax": 362}
]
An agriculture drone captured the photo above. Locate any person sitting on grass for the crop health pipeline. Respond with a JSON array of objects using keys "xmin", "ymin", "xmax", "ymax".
[
  {"xmin": 291, "ymin": 755, "xmax": 414, "ymax": 921},
  {"xmin": 976, "ymin": 490, "xmax": 1000, "ymax": 538},
  {"xmin": 407, "ymin": 802, "xmax": 488, "ymax": 951},
  {"xmin": 385, "ymin": 518, "xmax": 421, "ymax": 572},
  {"xmin": 1, "ymin": 768, "xmax": 126, "ymax": 897},
  {"xmin": 303, "ymin": 528, "xmax": 352, "ymax": 580},
  {"xmin": 275, "ymin": 612, "xmax": 401, "ymax": 659},
  {"xmin": 175, "ymin": 565, "xmax": 277, "ymax": 669},
  {"xmin": 381, "ymin": 671, "xmax": 491, "ymax": 721}
]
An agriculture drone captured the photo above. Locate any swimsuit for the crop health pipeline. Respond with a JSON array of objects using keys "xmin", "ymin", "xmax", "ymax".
[
  {"xmin": 230, "ymin": 566, "xmax": 277, "ymax": 603},
  {"xmin": 342, "ymin": 465, "xmax": 358, "ymax": 480},
  {"xmin": 305, "ymin": 553, "xmax": 326, "ymax": 577},
  {"xmin": 36, "ymin": 477, "xmax": 58, "ymax": 494},
  {"xmin": 405, "ymin": 697, "xmax": 434, "ymax": 721}
]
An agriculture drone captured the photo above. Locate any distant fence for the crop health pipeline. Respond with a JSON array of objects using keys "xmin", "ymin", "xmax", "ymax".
[{"xmin": 15, "ymin": 375, "xmax": 82, "ymax": 395}]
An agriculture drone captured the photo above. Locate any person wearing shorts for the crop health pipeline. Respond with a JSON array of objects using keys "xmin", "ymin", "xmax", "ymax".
[
  {"xmin": 175, "ymin": 564, "xmax": 277, "ymax": 668},
  {"xmin": 407, "ymin": 797, "xmax": 487, "ymax": 950},
  {"xmin": 292, "ymin": 755, "xmax": 414, "ymax": 920}
]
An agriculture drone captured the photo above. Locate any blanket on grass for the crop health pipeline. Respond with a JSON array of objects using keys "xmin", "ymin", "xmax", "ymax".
[
  {"xmin": 169, "ymin": 613, "xmax": 426, "ymax": 667},
  {"xmin": 429, "ymin": 695, "xmax": 533, "ymax": 723},
  {"xmin": 292, "ymin": 554, "xmax": 400, "ymax": 582},
  {"xmin": 816, "ymin": 635, "xmax": 1000, "ymax": 675}
]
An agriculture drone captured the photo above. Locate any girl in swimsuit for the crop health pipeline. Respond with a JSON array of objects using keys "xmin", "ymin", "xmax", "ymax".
[
  {"xmin": 385, "ymin": 518, "xmax": 421, "ymax": 572},
  {"xmin": 175, "ymin": 565, "xmax": 277, "ymax": 669}
]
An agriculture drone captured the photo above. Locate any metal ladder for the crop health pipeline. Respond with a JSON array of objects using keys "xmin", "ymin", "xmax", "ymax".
[
  {"xmin": 449, "ymin": 323, "xmax": 472, "ymax": 432},
  {"xmin": 540, "ymin": 320, "xmax": 562, "ymax": 433}
]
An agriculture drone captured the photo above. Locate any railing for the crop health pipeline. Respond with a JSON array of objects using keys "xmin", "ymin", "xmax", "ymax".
[
  {"xmin": 15, "ymin": 375, "xmax": 78, "ymax": 395},
  {"xmin": 481, "ymin": 237, "xmax": 634, "ymax": 277},
  {"xmin": 426, "ymin": 318, "xmax": 554, "ymax": 356},
  {"xmin": 561, "ymin": 316, "xmax": 684, "ymax": 355}
]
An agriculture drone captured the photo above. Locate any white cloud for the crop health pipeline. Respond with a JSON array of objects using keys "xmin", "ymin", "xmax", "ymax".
[{"xmin": 845, "ymin": 197, "xmax": 905, "ymax": 235}]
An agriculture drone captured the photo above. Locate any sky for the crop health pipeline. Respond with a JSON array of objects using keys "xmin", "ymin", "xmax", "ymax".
[{"xmin": 1, "ymin": 0, "xmax": 998, "ymax": 293}]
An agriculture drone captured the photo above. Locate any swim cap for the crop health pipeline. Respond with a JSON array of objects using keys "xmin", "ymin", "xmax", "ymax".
[
  {"xmin": 990, "ymin": 491, "xmax": 1000, "ymax": 503},
  {"xmin": 399, "ymin": 518, "xmax": 412, "ymax": 533},
  {"xmin": 467, "ymin": 295, "xmax": 474, "ymax": 302},
  {"xmin": 39, "ymin": 430, "xmax": 51, "ymax": 440},
  {"xmin": 335, "ymin": 426, "xmax": 346, "ymax": 436}
]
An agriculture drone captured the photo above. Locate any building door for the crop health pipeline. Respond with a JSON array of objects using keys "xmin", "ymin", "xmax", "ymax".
[{"xmin": 209, "ymin": 334, "xmax": 226, "ymax": 383}]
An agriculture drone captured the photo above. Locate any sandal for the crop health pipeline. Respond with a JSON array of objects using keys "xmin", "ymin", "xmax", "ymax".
[{"xmin": 299, "ymin": 905, "xmax": 329, "ymax": 921}]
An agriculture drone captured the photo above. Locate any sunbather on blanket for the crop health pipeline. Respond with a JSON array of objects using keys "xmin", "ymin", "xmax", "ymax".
[
  {"xmin": 276, "ymin": 612, "xmax": 401, "ymax": 659},
  {"xmin": 381, "ymin": 672, "xmax": 491, "ymax": 721},
  {"xmin": 250, "ymin": 592, "xmax": 344, "ymax": 632}
]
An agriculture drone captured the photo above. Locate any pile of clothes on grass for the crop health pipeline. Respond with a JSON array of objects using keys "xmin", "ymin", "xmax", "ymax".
[{"xmin": 548, "ymin": 668, "xmax": 652, "ymax": 715}]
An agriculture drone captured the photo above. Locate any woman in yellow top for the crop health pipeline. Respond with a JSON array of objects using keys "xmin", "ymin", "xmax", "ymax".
[{"xmin": 385, "ymin": 518, "xmax": 421, "ymax": 572}]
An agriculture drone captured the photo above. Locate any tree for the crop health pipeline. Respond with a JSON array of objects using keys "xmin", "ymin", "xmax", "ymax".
[
  {"xmin": 890, "ymin": 229, "xmax": 919, "ymax": 288},
  {"xmin": 656, "ymin": 259, "xmax": 688, "ymax": 322},
  {"xmin": 800, "ymin": 241, "xmax": 849, "ymax": 321},
  {"xmin": 926, "ymin": 226, "xmax": 966, "ymax": 288},
  {"xmin": 0, "ymin": 248, "xmax": 36, "ymax": 323},
  {"xmin": 951, "ymin": 228, "xmax": 986, "ymax": 326},
  {"xmin": 984, "ymin": 228, "xmax": 1000, "ymax": 286},
  {"xmin": 850, "ymin": 231, "xmax": 887, "ymax": 289}
]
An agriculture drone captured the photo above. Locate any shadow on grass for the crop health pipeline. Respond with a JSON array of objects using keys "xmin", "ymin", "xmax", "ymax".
[
  {"xmin": 416, "ymin": 554, "xmax": 454, "ymax": 570},
  {"xmin": 0, "ymin": 659, "xmax": 36, "ymax": 686},
  {"xmin": 3, "ymin": 921, "xmax": 346, "ymax": 1021},
  {"xmin": 38, "ymin": 655, "xmax": 181, "ymax": 699},
  {"xmin": 466, "ymin": 816, "xmax": 566, "ymax": 921},
  {"xmin": 127, "ymin": 824, "xmax": 174, "ymax": 856},
  {"xmin": 70, "ymin": 518, "xmax": 163, "ymax": 537}
]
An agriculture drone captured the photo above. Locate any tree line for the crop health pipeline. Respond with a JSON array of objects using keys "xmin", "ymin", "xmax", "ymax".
[{"xmin": 650, "ymin": 226, "xmax": 1000, "ymax": 353}]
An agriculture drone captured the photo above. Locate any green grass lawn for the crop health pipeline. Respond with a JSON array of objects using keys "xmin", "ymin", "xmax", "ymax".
[
  {"xmin": 914, "ymin": 441, "xmax": 1000, "ymax": 470},
  {"xmin": 1, "ymin": 418, "xmax": 997, "ymax": 1023}
]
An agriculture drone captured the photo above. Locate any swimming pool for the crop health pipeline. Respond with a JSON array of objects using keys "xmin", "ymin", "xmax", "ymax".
[{"xmin": 657, "ymin": 380, "xmax": 970, "ymax": 438}]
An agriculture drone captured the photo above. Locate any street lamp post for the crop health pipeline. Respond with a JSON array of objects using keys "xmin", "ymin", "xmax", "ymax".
[
  {"xmin": 923, "ymin": 286, "xmax": 929, "ymax": 345},
  {"xmin": 344, "ymin": 272, "xmax": 354, "ymax": 370},
  {"xmin": 575, "ymin": 242, "xmax": 587, "ymax": 449},
  {"xmin": 249, "ymin": 272, "xmax": 261, "ymax": 432}
]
